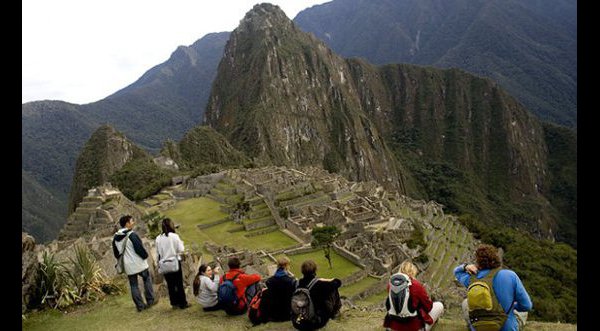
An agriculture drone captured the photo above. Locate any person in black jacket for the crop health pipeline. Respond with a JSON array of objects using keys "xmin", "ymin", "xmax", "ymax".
[
  {"xmin": 265, "ymin": 257, "xmax": 298, "ymax": 321},
  {"xmin": 296, "ymin": 260, "xmax": 342, "ymax": 329}
]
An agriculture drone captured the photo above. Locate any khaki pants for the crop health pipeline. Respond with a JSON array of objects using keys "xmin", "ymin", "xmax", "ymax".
[
  {"xmin": 424, "ymin": 301, "xmax": 444, "ymax": 331},
  {"xmin": 461, "ymin": 299, "xmax": 528, "ymax": 330}
]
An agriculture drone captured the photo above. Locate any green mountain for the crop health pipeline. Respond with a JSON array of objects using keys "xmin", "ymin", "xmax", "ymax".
[
  {"xmin": 205, "ymin": 4, "xmax": 407, "ymax": 193},
  {"xmin": 294, "ymin": 0, "xmax": 577, "ymax": 127},
  {"xmin": 68, "ymin": 125, "xmax": 149, "ymax": 212},
  {"xmin": 204, "ymin": 3, "xmax": 574, "ymax": 243},
  {"xmin": 22, "ymin": 170, "xmax": 66, "ymax": 242},
  {"xmin": 162, "ymin": 125, "xmax": 250, "ymax": 171},
  {"xmin": 22, "ymin": 32, "xmax": 229, "ymax": 242}
]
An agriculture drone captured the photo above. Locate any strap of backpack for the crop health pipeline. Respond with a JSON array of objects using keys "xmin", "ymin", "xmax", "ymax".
[
  {"xmin": 226, "ymin": 272, "xmax": 240, "ymax": 283},
  {"xmin": 306, "ymin": 277, "xmax": 319, "ymax": 291},
  {"xmin": 119, "ymin": 232, "xmax": 132, "ymax": 258}
]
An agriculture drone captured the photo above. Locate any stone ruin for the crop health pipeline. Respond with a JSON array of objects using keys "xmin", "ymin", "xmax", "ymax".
[
  {"xmin": 58, "ymin": 183, "xmax": 145, "ymax": 241},
  {"xmin": 195, "ymin": 166, "xmax": 444, "ymax": 278}
]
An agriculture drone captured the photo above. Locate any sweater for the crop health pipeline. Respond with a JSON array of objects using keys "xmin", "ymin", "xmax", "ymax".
[
  {"xmin": 155, "ymin": 232, "xmax": 184, "ymax": 263},
  {"xmin": 454, "ymin": 265, "xmax": 533, "ymax": 331},
  {"xmin": 383, "ymin": 276, "xmax": 433, "ymax": 331},
  {"xmin": 297, "ymin": 275, "xmax": 342, "ymax": 329},
  {"xmin": 265, "ymin": 268, "xmax": 298, "ymax": 321},
  {"xmin": 196, "ymin": 274, "xmax": 220, "ymax": 308},
  {"xmin": 112, "ymin": 228, "xmax": 149, "ymax": 275}
]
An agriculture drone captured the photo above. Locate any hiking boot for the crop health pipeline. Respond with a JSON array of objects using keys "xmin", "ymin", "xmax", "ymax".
[
  {"xmin": 137, "ymin": 305, "xmax": 147, "ymax": 312},
  {"xmin": 179, "ymin": 303, "xmax": 191, "ymax": 309}
]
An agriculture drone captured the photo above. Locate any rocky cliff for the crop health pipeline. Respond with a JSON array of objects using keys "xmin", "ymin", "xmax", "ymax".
[{"xmin": 203, "ymin": 3, "xmax": 561, "ymax": 238}]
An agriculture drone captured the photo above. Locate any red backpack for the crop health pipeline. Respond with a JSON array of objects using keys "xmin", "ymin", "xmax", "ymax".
[{"xmin": 248, "ymin": 287, "xmax": 270, "ymax": 325}]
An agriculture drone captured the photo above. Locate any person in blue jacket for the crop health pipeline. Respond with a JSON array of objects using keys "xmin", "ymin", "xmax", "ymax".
[{"xmin": 454, "ymin": 244, "xmax": 532, "ymax": 331}]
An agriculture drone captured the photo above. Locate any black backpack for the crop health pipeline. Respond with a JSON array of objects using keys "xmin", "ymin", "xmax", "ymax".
[
  {"xmin": 291, "ymin": 278, "xmax": 320, "ymax": 329},
  {"xmin": 218, "ymin": 273, "xmax": 241, "ymax": 314}
]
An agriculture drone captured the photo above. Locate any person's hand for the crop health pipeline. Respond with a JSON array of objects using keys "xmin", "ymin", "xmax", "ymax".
[
  {"xmin": 465, "ymin": 264, "xmax": 478, "ymax": 275},
  {"xmin": 214, "ymin": 266, "xmax": 221, "ymax": 274}
]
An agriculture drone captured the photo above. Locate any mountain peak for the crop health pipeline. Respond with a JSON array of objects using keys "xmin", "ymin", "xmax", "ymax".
[{"xmin": 237, "ymin": 3, "xmax": 293, "ymax": 34}]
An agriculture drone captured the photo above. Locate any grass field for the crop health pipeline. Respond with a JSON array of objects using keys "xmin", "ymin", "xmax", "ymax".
[
  {"xmin": 339, "ymin": 276, "xmax": 381, "ymax": 298},
  {"xmin": 161, "ymin": 197, "xmax": 298, "ymax": 254},
  {"xmin": 22, "ymin": 290, "xmax": 577, "ymax": 331},
  {"xmin": 276, "ymin": 250, "xmax": 361, "ymax": 280}
]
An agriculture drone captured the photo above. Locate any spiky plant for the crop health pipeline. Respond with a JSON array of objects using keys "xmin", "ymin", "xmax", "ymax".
[
  {"xmin": 67, "ymin": 244, "xmax": 106, "ymax": 303},
  {"xmin": 37, "ymin": 251, "xmax": 68, "ymax": 309}
]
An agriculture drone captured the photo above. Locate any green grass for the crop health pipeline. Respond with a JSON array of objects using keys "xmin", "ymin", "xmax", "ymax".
[
  {"xmin": 163, "ymin": 197, "xmax": 228, "ymax": 226},
  {"xmin": 23, "ymin": 291, "xmax": 575, "ymax": 330},
  {"xmin": 355, "ymin": 289, "xmax": 387, "ymax": 307},
  {"xmin": 277, "ymin": 250, "xmax": 361, "ymax": 280},
  {"xmin": 339, "ymin": 276, "xmax": 381, "ymax": 298},
  {"xmin": 162, "ymin": 196, "xmax": 298, "ymax": 253}
]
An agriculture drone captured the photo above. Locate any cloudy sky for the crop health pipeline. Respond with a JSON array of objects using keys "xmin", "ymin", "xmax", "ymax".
[{"xmin": 22, "ymin": 0, "xmax": 331, "ymax": 104}]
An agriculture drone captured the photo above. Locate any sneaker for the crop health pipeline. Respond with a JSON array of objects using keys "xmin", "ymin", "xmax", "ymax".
[
  {"xmin": 137, "ymin": 305, "xmax": 147, "ymax": 312},
  {"xmin": 179, "ymin": 303, "xmax": 191, "ymax": 309}
]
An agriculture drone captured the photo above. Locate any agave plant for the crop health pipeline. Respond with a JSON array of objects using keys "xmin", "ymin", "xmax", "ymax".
[
  {"xmin": 38, "ymin": 251, "xmax": 68, "ymax": 309},
  {"xmin": 66, "ymin": 244, "xmax": 105, "ymax": 302}
]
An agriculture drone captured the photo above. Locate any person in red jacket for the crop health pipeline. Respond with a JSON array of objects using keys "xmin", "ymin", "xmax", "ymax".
[
  {"xmin": 383, "ymin": 261, "xmax": 444, "ymax": 331},
  {"xmin": 220, "ymin": 256, "xmax": 261, "ymax": 314}
]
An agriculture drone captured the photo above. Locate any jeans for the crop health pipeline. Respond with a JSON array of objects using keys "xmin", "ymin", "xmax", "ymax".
[{"xmin": 128, "ymin": 268, "xmax": 155, "ymax": 311}]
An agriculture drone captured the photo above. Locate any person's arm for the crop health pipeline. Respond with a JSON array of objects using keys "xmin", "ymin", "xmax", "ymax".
[
  {"xmin": 512, "ymin": 273, "xmax": 533, "ymax": 312},
  {"xmin": 112, "ymin": 239, "xmax": 120, "ymax": 259},
  {"xmin": 175, "ymin": 234, "xmax": 184, "ymax": 254},
  {"xmin": 412, "ymin": 281, "xmax": 433, "ymax": 312},
  {"xmin": 240, "ymin": 273, "xmax": 261, "ymax": 287},
  {"xmin": 454, "ymin": 263, "xmax": 476, "ymax": 287},
  {"xmin": 129, "ymin": 232, "xmax": 148, "ymax": 259},
  {"xmin": 206, "ymin": 274, "xmax": 220, "ymax": 292}
]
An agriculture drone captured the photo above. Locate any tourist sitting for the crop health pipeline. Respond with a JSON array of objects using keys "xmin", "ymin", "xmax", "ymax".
[
  {"xmin": 264, "ymin": 256, "xmax": 298, "ymax": 321},
  {"xmin": 193, "ymin": 262, "xmax": 222, "ymax": 311},
  {"xmin": 383, "ymin": 261, "xmax": 444, "ymax": 331},
  {"xmin": 291, "ymin": 260, "xmax": 342, "ymax": 330}
]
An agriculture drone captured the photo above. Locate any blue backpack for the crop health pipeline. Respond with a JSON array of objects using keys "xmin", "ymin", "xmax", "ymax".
[{"xmin": 218, "ymin": 273, "xmax": 241, "ymax": 314}]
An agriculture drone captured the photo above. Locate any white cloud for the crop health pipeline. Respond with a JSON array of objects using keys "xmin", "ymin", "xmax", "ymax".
[{"xmin": 22, "ymin": 0, "xmax": 331, "ymax": 104}]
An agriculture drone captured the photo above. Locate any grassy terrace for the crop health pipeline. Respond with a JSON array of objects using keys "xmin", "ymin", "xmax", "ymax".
[
  {"xmin": 162, "ymin": 197, "xmax": 298, "ymax": 254},
  {"xmin": 276, "ymin": 250, "xmax": 361, "ymax": 280},
  {"xmin": 22, "ymin": 289, "xmax": 576, "ymax": 330},
  {"xmin": 339, "ymin": 276, "xmax": 381, "ymax": 298}
]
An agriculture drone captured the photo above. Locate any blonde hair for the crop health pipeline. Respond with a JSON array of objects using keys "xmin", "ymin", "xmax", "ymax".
[
  {"xmin": 277, "ymin": 256, "xmax": 290, "ymax": 269},
  {"xmin": 398, "ymin": 261, "xmax": 418, "ymax": 278}
]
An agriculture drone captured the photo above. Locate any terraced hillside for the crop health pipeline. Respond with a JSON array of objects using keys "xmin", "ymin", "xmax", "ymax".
[{"xmin": 132, "ymin": 167, "xmax": 478, "ymax": 313}]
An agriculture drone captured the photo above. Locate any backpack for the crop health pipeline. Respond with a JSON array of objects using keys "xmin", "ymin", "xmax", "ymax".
[
  {"xmin": 245, "ymin": 280, "xmax": 265, "ymax": 306},
  {"xmin": 467, "ymin": 268, "xmax": 508, "ymax": 331},
  {"xmin": 386, "ymin": 272, "xmax": 418, "ymax": 319},
  {"xmin": 291, "ymin": 277, "xmax": 320, "ymax": 329},
  {"xmin": 218, "ymin": 273, "xmax": 241, "ymax": 314},
  {"xmin": 248, "ymin": 287, "xmax": 270, "ymax": 325},
  {"xmin": 114, "ymin": 232, "xmax": 132, "ymax": 274}
]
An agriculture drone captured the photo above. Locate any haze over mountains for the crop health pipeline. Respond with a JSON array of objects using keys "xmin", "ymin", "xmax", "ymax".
[
  {"xmin": 295, "ymin": 0, "xmax": 577, "ymax": 127},
  {"xmin": 22, "ymin": 0, "xmax": 576, "ymax": 246}
]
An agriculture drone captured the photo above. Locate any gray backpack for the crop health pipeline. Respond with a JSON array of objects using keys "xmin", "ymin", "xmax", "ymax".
[{"xmin": 291, "ymin": 278, "xmax": 320, "ymax": 329}]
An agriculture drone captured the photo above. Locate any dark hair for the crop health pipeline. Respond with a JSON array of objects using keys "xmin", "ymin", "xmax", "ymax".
[
  {"xmin": 301, "ymin": 260, "xmax": 317, "ymax": 277},
  {"xmin": 119, "ymin": 215, "xmax": 133, "ymax": 228},
  {"xmin": 228, "ymin": 257, "xmax": 241, "ymax": 269},
  {"xmin": 193, "ymin": 263, "xmax": 209, "ymax": 297},
  {"xmin": 476, "ymin": 244, "xmax": 501, "ymax": 269},
  {"xmin": 198, "ymin": 263, "xmax": 208, "ymax": 275},
  {"xmin": 161, "ymin": 218, "xmax": 176, "ymax": 236}
]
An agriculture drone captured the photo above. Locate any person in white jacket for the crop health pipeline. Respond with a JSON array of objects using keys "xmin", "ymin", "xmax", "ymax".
[
  {"xmin": 155, "ymin": 218, "xmax": 190, "ymax": 309},
  {"xmin": 193, "ymin": 262, "xmax": 222, "ymax": 311},
  {"xmin": 112, "ymin": 215, "xmax": 156, "ymax": 312}
]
